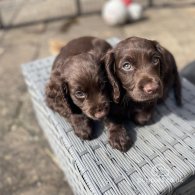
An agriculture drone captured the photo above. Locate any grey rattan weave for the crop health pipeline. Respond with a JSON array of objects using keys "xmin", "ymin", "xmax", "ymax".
[{"xmin": 22, "ymin": 39, "xmax": 195, "ymax": 195}]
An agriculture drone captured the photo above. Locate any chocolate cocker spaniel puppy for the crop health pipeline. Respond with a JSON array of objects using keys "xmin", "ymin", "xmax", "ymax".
[
  {"xmin": 45, "ymin": 36, "xmax": 111, "ymax": 140},
  {"xmin": 103, "ymin": 36, "xmax": 182, "ymax": 149}
]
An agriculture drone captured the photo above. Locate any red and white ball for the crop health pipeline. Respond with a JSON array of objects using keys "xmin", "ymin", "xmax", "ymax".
[
  {"xmin": 102, "ymin": 0, "xmax": 128, "ymax": 26},
  {"xmin": 102, "ymin": 0, "xmax": 143, "ymax": 26}
]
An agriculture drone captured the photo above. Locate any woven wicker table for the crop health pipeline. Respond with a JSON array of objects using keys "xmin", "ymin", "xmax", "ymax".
[{"xmin": 22, "ymin": 38, "xmax": 195, "ymax": 195}]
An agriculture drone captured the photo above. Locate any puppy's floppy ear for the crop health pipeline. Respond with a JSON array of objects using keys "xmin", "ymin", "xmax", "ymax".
[
  {"xmin": 154, "ymin": 41, "xmax": 166, "ymax": 57},
  {"xmin": 103, "ymin": 50, "xmax": 120, "ymax": 103},
  {"xmin": 154, "ymin": 41, "xmax": 177, "ymax": 76},
  {"xmin": 154, "ymin": 41, "xmax": 182, "ymax": 106},
  {"xmin": 153, "ymin": 41, "xmax": 167, "ymax": 76},
  {"xmin": 45, "ymin": 68, "xmax": 74, "ymax": 116}
]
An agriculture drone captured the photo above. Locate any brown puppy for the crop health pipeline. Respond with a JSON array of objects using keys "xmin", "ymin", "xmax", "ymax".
[
  {"xmin": 45, "ymin": 36, "xmax": 111, "ymax": 140},
  {"xmin": 104, "ymin": 36, "xmax": 182, "ymax": 148}
]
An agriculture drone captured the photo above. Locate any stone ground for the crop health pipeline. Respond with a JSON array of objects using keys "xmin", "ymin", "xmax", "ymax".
[{"xmin": 1, "ymin": 2, "xmax": 195, "ymax": 195}]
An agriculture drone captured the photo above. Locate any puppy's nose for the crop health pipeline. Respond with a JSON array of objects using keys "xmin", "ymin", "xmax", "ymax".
[
  {"xmin": 94, "ymin": 102, "xmax": 109, "ymax": 119},
  {"xmin": 143, "ymin": 82, "xmax": 159, "ymax": 94}
]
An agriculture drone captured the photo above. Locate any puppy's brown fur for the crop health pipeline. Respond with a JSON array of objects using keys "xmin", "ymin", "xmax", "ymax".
[
  {"xmin": 104, "ymin": 37, "xmax": 182, "ymax": 148},
  {"xmin": 45, "ymin": 36, "xmax": 111, "ymax": 140}
]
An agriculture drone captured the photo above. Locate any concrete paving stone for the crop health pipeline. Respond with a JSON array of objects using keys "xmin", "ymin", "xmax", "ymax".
[
  {"xmin": 0, "ymin": 99, "xmax": 21, "ymax": 138},
  {"xmin": 0, "ymin": 44, "xmax": 37, "ymax": 96},
  {"xmin": 13, "ymin": 184, "xmax": 73, "ymax": 195},
  {"xmin": 22, "ymin": 23, "xmax": 47, "ymax": 34},
  {"xmin": 37, "ymin": 15, "xmax": 125, "ymax": 57},
  {"xmin": 0, "ymin": 0, "xmax": 76, "ymax": 25},
  {"xmin": 17, "ymin": 93, "xmax": 43, "ymax": 137},
  {"xmin": 38, "ymin": 41, "xmax": 53, "ymax": 58},
  {"xmin": 79, "ymin": 0, "xmax": 105, "ymax": 13},
  {"xmin": 0, "ymin": 43, "xmax": 38, "ymax": 138},
  {"xmin": 0, "ymin": 129, "xmax": 73, "ymax": 195},
  {"xmin": 0, "ymin": 30, "xmax": 5, "ymax": 41},
  {"xmin": 46, "ymin": 15, "xmax": 125, "ymax": 42},
  {"xmin": 0, "ymin": 0, "xmax": 104, "ymax": 27},
  {"xmin": 0, "ymin": 40, "xmax": 73, "ymax": 194},
  {"xmin": 0, "ymin": 26, "xmax": 45, "ymax": 46}
]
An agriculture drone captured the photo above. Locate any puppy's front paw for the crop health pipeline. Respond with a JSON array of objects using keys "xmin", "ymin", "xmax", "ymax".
[
  {"xmin": 74, "ymin": 125, "xmax": 92, "ymax": 140},
  {"xmin": 134, "ymin": 111, "xmax": 152, "ymax": 125},
  {"xmin": 71, "ymin": 115, "xmax": 92, "ymax": 140},
  {"xmin": 109, "ymin": 130, "xmax": 132, "ymax": 152}
]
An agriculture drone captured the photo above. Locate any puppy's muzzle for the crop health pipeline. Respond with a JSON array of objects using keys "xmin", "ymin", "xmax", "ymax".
[
  {"xmin": 94, "ymin": 102, "xmax": 109, "ymax": 120},
  {"xmin": 143, "ymin": 81, "xmax": 160, "ymax": 94}
]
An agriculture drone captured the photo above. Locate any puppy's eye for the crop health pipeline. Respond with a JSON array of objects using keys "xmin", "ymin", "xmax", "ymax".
[
  {"xmin": 152, "ymin": 56, "xmax": 160, "ymax": 65},
  {"xmin": 122, "ymin": 62, "xmax": 134, "ymax": 71},
  {"xmin": 75, "ymin": 91, "xmax": 86, "ymax": 99}
]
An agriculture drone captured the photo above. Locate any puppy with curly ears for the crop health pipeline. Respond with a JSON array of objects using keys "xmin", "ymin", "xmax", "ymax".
[
  {"xmin": 45, "ymin": 36, "xmax": 111, "ymax": 140},
  {"xmin": 103, "ymin": 36, "xmax": 182, "ymax": 149}
]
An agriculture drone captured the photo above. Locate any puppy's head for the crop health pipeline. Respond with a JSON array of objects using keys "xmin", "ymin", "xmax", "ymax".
[
  {"xmin": 105, "ymin": 37, "xmax": 165, "ymax": 103},
  {"xmin": 61, "ymin": 53, "xmax": 110, "ymax": 120}
]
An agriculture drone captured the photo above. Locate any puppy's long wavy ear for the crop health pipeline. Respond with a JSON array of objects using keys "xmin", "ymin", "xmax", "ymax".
[
  {"xmin": 154, "ymin": 41, "xmax": 168, "ymax": 77},
  {"xmin": 154, "ymin": 41, "xmax": 182, "ymax": 106},
  {"xmin": 45, "ymin": 68, "xmax": 74, "ymax": 117},
  {"xmin": 103, "ymin": 50, "xmax": 120, "ymax": 103}
]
